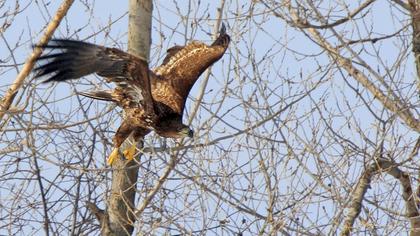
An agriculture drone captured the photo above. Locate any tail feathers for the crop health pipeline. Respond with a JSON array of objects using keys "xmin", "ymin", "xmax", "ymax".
[{"xmin": 77, "ymin": 90, "xmax": 116, "ymax": 102}]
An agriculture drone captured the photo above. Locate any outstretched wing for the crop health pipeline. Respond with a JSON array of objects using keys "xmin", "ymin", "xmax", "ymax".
[
  {"xmin": 161, "ymin": 45, "xmax": 184, "ymax": 66},
  {"xmin": 34, "ymin": 39, "xmax": 155, "ymax": 115},
  {"xmin": 153, "ymin": 23, "xmax": 230, "ymax": 110}
]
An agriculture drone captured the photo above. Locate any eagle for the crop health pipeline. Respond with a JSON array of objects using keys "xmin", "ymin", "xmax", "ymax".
[{"xmin": 34, "ymin": 24, "xmax": 230, "ymax": 165}]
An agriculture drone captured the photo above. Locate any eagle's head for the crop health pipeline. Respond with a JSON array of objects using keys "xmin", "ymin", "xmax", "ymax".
[
  {"xmin": 156, "ymin": 121, "xmax": 194, "ymax": 139},
  {"xmin": 176, "ymin": 125, "xmax": 194, "ymax": 138}
]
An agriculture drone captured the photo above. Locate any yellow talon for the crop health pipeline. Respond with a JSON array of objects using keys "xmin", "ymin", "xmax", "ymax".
[
  {"xmin": 123, "ymin": 143, "xmax": 137, "ymax": 162},
  {"xmin": 107, "ymin": 148, "xmax": 119, "ymax": 166}
]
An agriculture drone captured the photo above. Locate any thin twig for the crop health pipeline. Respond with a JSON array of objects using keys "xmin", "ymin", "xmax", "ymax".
[{"xmin": 0, "ymin": 0, "xmax": 75, "ymax": 121}]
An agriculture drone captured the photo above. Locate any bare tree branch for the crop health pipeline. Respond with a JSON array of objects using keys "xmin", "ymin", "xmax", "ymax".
[
  {"xmin": 2, "ymin": 1, "xmax": 419, "ymax": 235},
  {"xmin": 408, "ymin": 0, "xmax": 420, "ymax": 91},
  {"xmin": 0, "ymin": 0, "xmax": 75, "ymax": 121},
  {"xmin": 281, "ymin": 2, "xmax": 420, "ymax": 132},
  {"xmin": 135, "ymin": 153, "xmax": 179, "ymax": 217},
  {"xmin": 341, "ymin": 159, "xmax": 419, "ymax": 236}
]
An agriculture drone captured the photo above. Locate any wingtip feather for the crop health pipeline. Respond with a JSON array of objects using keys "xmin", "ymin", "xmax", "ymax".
[{"xmin": 220, "ymin": 23, "xmax": 226, "ymax": 35}]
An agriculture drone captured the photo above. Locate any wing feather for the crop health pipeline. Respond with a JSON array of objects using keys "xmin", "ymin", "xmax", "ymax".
[
  {"xmin": 152, "ymin": 24, "xmax": 230, "ymax": 111},
  {"xmin": 34, "ymin": 39, "xmax": 155, "ymax": 115},
  {"xmin": 161, "ymin": 45, "xmax": 184, "ymax": 66}
]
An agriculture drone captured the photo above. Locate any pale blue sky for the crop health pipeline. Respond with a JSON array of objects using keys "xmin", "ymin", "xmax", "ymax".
[{"xmin": 0, "ymin": 0, "xmax": 418, "ymax": 235}]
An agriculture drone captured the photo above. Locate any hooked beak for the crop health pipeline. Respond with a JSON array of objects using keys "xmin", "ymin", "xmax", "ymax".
[
  {"xmin": 187, "ymin": 129, "xmax": 194, "ymax": 138},
  {"xmin": 179, "ymin": 127, "xmax": 194, "ymax": 138}
]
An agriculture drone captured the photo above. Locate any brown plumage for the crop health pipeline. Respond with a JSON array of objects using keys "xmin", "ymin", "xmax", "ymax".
[{"xmin": 34, "ymin": 24, "xmax": 230, "ymax": 164}]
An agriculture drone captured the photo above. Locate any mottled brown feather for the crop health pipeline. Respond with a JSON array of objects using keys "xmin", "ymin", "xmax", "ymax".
[
  {"xmin": 153, "ymin": 38, "xmax": 229, "ymax": 113},
  {"xmin": 161, "ymin": 45, "xmax": 184, "ymax": 66},
  {"xmin": 35, "ymin": 25, "xmax": 230, "ymax": 153}
]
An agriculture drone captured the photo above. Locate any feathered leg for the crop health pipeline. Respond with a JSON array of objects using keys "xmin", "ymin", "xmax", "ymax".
[
  {"xmin": 108, "ymin": 124, "xmax": 149, "ymax": 165},
  {"xmin": 122, "ymin": 144, "xmax": 137, "ymax": 162},
  {"xmin": 108, "ymin": 121, "xmax": 133, "ymax": 165},
  {"xmin": 122, "ymin": 128, "xmax": 149, "ymax": 163}
]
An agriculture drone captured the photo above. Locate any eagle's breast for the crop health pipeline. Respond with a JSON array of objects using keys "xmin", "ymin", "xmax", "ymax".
[{"xmin": 124, "ymin": 107, "xmax": 149, "ymax": 127}]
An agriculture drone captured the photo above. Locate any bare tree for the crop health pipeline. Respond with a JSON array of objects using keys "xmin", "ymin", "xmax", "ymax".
[
  {"xmin": 87, "ymin": 1, "xmax": 154, "ymax": 235},
  {"xmin": 0, "ymin": 0, "xmax": 419, "ymax": 235}
]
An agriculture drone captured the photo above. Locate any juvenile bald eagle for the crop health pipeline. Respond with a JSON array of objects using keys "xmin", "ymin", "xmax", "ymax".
[{"xmin": 34, "ymin": 24, "xmax": 230, "ymax": 165}]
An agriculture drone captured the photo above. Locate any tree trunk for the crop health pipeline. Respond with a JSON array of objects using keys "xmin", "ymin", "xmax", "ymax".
[
  {"xmin": 128, "ymin": 0, "xmax": 152, "ymax": 58},
  {"xmin": 410, "ymin": 0, "xmax": 420, "ymax": 92},
  {"xmin": 92, "ymin": 1, "xmax": 153, "ymax": 235}
]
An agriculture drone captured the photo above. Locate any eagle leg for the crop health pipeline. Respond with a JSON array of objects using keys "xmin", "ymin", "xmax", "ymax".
[
  {"xmin": 122, "ymin": 143, "xmax": 137, "ymax": 162},
  {"xmin": 107, "ymin": 121, "xmax": 133, "ymax": 165},
  {"xmin": 122, "ymin": 128, "xmax": 149, "ymax": 163},
  {"xmin": 107, "ymin": 124, "xmax": 149, "ymax": 165},
  {"xmin": 107, "ymin": 145, "xmax": 135, "ymax": 166},
  {"xmin": 107, "ymin": 148, "xmax": 120, "ymax": 165}
]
